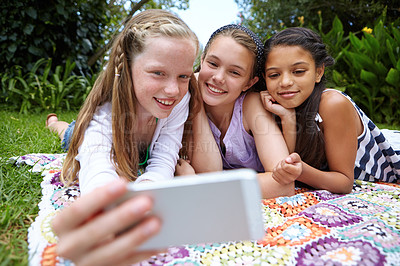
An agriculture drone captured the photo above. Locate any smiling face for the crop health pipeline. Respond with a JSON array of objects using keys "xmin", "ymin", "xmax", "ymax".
[
  {"xmin": 198, "ymin": 36, "xmax": 258, "ymax": 108},
  {"xmin": 131, "ymin": 36, "xmax": 197, "ymax": 119},
  {"xmin": 264, "ymin": 45, "xmax": 324, "ymax": 109}
]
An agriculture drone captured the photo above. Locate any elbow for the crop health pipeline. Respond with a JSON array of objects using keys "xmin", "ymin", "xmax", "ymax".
[
  {"xmin": 327, "ymin": 179, "xmax": 353, "ymax": 195},
  {"xmin": 339, "ymin": 183, "xmax": 353, "ymax": 194},
  {"xmin": 338, "ymin": 175, "xmax": 355, "ymax": 194}
]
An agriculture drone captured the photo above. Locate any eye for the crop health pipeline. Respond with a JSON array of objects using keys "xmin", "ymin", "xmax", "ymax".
[
  {"xmin": 293, "ymin": 69, "xmax": 306, "ymax": 75},
  {"xmin": 230, "ymin": 70, "xmax": 241, "ymax": 76},
  {"xmin": 207, "ymin": 60, "xmax": 218, "ymax": 68},
  {"xmin": 267, "ymin": 73, "xmax": 279, "ymax": 79},
  {"xmin": 179, "ymin": 74, "xmax": 190, "ymax": 79},
  {"xmin": 153, "ymin": 71, "xmax": 163, "ymax": 76}
]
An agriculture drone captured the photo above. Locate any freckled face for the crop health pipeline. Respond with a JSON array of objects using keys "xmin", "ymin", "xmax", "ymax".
[
  {"xmin": 198, "ymin": 36, "xmax": 257, "ymax": 108},
  {"xmin": 132, "ymin": 36, "xmax": 197, "ymax": 119},
  {"xmin": 264, "ymin": 45, "xmax": 324, "ymax": 108}
]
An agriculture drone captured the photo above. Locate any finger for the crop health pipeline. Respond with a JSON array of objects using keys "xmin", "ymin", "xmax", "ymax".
[
  {"xmin": 263, "ymin": 99, "xmax": 274, "ymax": 112},
  {"xmin": 273, "ymin": 161, "xmax": 298, "ymax": 185},
  {"xmin": 57, "ymin": 194, "xmax": 154, "ymax": 260},
  {"xmin": 78, "ymin": 217, "xmax": 162, "ymax": 266},
  {"xmin": 272, "ymin": 164, "xmax": 285, "ymax": 182},
  {"xmin": 281, "ymin": 163, "xmax": 302, "ymax": 179},
  {"xmin": 272, "ymin": 170, "xmax": 286, "ymax": 184},
  {"xmin": 287, "ymin": 152, "xmax": 301, "ymax": 163},
  {"xmin": 52, "ymin": 179, "xmax": 127, "ymax": 235}
]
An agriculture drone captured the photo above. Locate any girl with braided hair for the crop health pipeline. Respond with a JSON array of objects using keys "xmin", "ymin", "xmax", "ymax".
[
  {"xmin": 176, "ymin": 24, "xmax": 296, "ymax": 198},
  {"xmin": 51, "ymin": 9, "xmax": 199, "ymax": 265},
  {"xmin": 61, "ymin": 9, "xmax": 199, "ymax": 194},
  {"xmin": 261, "ymin": 27, "xmax": 400, "ymax": 194}
]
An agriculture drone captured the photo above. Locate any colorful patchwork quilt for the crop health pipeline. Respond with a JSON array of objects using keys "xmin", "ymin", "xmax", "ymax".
[{"xmin": 13, "ymin": 153, "xmax": 400, "ymax": 265}]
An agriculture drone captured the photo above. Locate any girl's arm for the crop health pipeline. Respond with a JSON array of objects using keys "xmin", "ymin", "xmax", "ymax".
[
  {"xmin": 260, "ymin": 91, "xmax": 296, "ymax": 153},
  {"xmin": 244, "ymin": 92, "xmax": 296, "ymax": 198},
  {"xmin": 297, "ymin": 91, "xmax": 361, "ymax": 194},
  {"xmin": 189, "ymin": 102, "xmax": 223, "ymax": 173},
  {"xmin": 76, "ymin": 102, "xmax": 120, "ymax": 195}
]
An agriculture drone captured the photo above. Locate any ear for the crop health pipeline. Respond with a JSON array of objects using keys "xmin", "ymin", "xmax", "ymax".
[
  {"xmin": 242, "ymin": 76, "xmax": 259, "ymax": 92},
  {"xmin": 315, "ymin": 65, "xmax": 325, "ymax": 83}
]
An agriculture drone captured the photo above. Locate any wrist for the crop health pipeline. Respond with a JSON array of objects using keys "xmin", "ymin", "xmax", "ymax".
[{"xmin": 280, "ymin": 111, "xmax": 296, "ymax": 123}]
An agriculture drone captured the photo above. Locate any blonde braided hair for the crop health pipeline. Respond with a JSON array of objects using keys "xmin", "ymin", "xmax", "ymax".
[{"xmin": 61, "ymin": 9, "xmax": 199, "ymax": 185}]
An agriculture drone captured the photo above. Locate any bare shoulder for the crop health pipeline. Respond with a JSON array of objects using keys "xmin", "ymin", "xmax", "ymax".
[
  {"xmin": 243, "ymin": 91, "xmax": 271, "ymax": 115},
  {"xmin": 243, "ymin": 92, "xmax": 274, "ymax": 131},
  {"xmin": 319, "ymin": 90, "xmax": 355, "ymax": 119},
  {"xmin": 243, "ymin": 91, "xmax": 262, "ymax": 104},
  {"xmin": 319, "ymin": 90, "xmax": 362, "ymax": 134}
]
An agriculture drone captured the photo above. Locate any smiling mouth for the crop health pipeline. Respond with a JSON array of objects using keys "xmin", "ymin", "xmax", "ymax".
[
  {"xmin": 155, "ymin": 98, "xmax": 175, "ymax": 106},
  {"xmin": 278, "ymin": 91, "xmax": 298, "ymax": 97},
  {"xmin": 207, "ymin": 83, "xmax": 226, "ymax": 94}
]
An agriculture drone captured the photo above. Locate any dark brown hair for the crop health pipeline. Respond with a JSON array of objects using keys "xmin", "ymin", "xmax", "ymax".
[{"xmin": 264, "ymin": 27, "xmax": 335, "ymax": 169}]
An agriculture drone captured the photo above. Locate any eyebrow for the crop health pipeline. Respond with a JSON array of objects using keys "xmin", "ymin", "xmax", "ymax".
[
  {"xmin": 207, "ymin": 54, "xmax": 247, "ymax": 72},
  {"xmin": 265, "ymin": 61, "xmax": 310, "ymax": 71}
]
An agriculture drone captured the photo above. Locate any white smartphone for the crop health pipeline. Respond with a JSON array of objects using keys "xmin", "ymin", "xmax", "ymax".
[{"xmin": 115, "ymin": 168, "xmax": 265, "ymax": 250}]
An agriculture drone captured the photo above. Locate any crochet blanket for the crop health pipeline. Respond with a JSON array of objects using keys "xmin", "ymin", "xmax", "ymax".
[{"xmin": 13, "ymin": 153, "xmax": 400, "ymax": 266}]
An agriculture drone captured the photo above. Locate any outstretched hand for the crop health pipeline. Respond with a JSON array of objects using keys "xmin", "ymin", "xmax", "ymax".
[
  {"xmin": 51, "ymin": 180, "xmax": 162, "ymax": 266},
  {"xmin": 272, "ymin": 153, "xmax": 303, "ymax": 185}
]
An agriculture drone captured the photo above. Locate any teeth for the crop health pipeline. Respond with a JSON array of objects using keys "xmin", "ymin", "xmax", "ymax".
[
  {"xmin": 208, "ymin": 84, "xmax": 225, "ymax": 93},
  {"xmin": 156, "ymin": 98, "xmax": 174, "ymax": 105}
]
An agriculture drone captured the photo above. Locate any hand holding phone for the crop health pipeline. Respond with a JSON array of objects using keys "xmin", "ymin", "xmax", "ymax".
[{"xmin": 113, "ymin": 169, "xmax": 265, "ymax": 250}]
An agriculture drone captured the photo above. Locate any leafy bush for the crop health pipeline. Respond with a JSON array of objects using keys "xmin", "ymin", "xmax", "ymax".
[
  {"xmin": 1, "ymin": 58, "xmax": 93, "ymax": 113},
  {"xmin": 314, "ymin": 14, "xmax": 349, "ymax": 90},
  {"xmin": 0, "ymin": 0, "xmax": 110, "ymax": 76},
  {"xmin": 319, "ymin": 9, "xmax": 400, "ymax": 125}
]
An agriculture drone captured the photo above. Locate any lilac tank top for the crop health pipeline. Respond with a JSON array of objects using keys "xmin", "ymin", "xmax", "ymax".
[{"xmin": 208, "ymin": 93, "xmax": 265, "ymax": 172}]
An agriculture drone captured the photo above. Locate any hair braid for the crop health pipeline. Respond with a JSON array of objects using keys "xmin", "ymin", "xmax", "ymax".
[{"xmin": 111, "ymin": 33, "xmax": 138, "ymax": 180}]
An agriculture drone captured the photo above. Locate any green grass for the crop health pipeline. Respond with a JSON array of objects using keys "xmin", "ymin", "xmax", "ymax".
[
  {"xmin": 0, "ymin": 110, "xmax": 398, "ymax": 265},
  {"xmin": 375, "ymin": 123, "xmax": 400, "ymax": 130},
  {"xmin": 0, "ymin": 111, "xmax": 77, "ymax": 265}
]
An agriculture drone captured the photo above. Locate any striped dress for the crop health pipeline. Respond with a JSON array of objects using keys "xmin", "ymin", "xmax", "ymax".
[{"xmin": 323, "ymin": 89, "xmax": 400, "ymax": 183}]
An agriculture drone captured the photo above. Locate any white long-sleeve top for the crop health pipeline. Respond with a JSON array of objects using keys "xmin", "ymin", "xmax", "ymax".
[{"xmin": 76, "ymin": 92, "xmax": 190, "ymax": 195}]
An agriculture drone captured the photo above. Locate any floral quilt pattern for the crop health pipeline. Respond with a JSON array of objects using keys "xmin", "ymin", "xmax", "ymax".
[{"xmin": 13, "ymin": 153, "xmax": 400, "ymax": 266}]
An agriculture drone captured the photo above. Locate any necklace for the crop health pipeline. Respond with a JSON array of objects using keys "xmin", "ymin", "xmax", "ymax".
[{"xmin": 138, "ymin": 117, "xmax": 158, "ymax": 166}]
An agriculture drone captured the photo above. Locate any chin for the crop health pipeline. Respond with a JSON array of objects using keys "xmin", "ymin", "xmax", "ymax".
[
  {"xmin": 156, "ymin": 113, "xmax": 169, "ymax": 119},
  {"xmin": 202, "ymin": 96, "xmax": 219, "ymax": 107}
]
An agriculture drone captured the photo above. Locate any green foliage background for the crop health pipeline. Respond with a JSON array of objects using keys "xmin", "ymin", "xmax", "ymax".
[
  {"xmin": 235, "ymin": 0, "xmax": 399, "ymax": 39},
  {"xmin": 0, "ymin": 0, "xmax": 110, "ymax": 76}
]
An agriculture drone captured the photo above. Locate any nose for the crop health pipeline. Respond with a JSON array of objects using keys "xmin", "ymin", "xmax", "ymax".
[
  {"xmin": 212, "ymin": 69, "xmax": 225, "ymax": 84},
  {"xmin": 163, "ymin": 78, "xmax": 180, "ymax": 97},
  {"xmin": 280, "ymin": 73, "xmax": 294, "ymax": 87}
]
